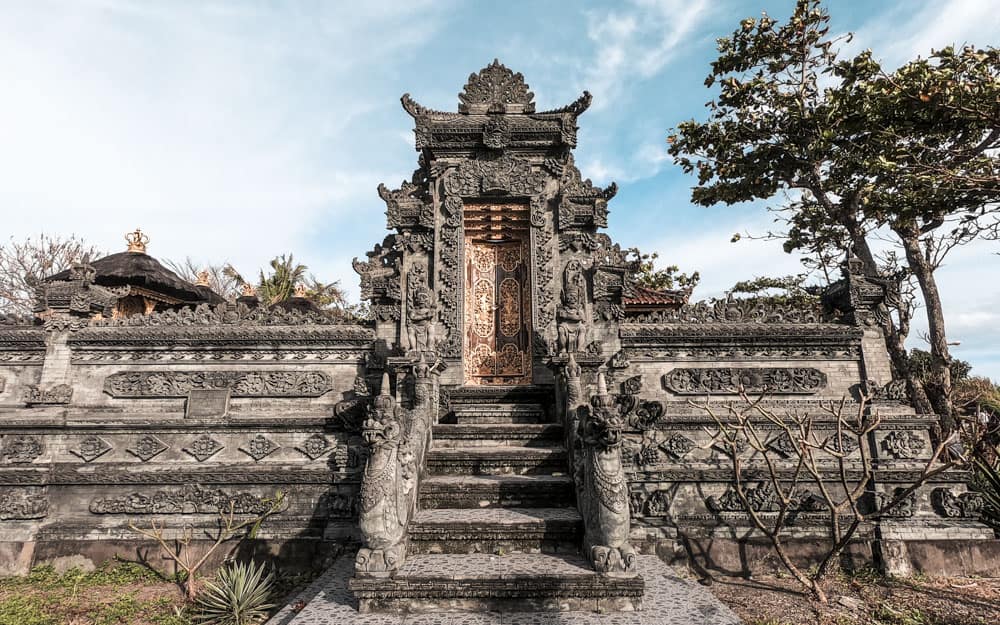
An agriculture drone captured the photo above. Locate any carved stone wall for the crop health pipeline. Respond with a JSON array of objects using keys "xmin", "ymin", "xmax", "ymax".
[{"xmin": 0, "ymin": 313, "xmax": 376, "ymax": 575}]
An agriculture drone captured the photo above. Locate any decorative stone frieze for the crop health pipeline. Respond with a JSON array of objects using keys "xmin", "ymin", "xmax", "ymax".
[
  {"xmin": 296, "ymin": 434, "xmax": 331, "ymax": 460},
  {"xmin": 1, "ymin": 435, "xmax": 43, "ymax": 464},
  {"xmin": 89, "ymin": 484, "xmax": 286, "ymax": 514},
  {"xmin": 22, "ymin": 384, "xmax": 73, "ymax": 405},
  {"xmin": 931, "ymin": 488, "xmax": 984, "ymax": 519},
  {"xmin": 663, "ymin": 367, "xmax": 827, "ymax": 395},
  {"xmin": 87, "ymin": 301, "xmax": 366, "ymax": 328},
  {"xmin": 126, "ymin": 435, "xmax": 168, "ymax": 461},
  {"xmin": 183, "ymin": 435, "xmax": 224, "ymax": 461},
  {"xmin": 239, "ymin": 435, "xmax": 280, "ymax": 461},
  {"xmin": 627, "ymin": 296, "xmax": 824, "ymax": 324},
  {"xmin": 104, "ymin": 370, "xmax": 333, "ymax": 398},
  {"xmin": 0, "ymin": 487, "xmax": 48, "ymax": 519},
  {"xmin": 70, "ymin": 436, "xmax": 113, "ymax": 462},
  {"xmin": 650, "ymin": 435, "xmax": 692, "ymax": 462},
  {"xmin": 880, "ymin": 431, "xmax": 926, "ymax": 459}
]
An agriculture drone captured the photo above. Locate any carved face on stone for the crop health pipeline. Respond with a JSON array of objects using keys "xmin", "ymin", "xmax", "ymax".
[{"xmin": 580, "ymin": 400, "xmax": 624, "ymax": 451}]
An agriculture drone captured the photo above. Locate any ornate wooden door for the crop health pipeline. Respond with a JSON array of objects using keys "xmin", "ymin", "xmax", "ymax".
[{"xmin": 464, "ymin": 237, "xmax": 532, "ymax": 385}]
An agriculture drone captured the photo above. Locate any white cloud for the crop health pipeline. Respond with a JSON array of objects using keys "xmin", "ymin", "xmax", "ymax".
[
  {"xmin": 850, "ymin": 0, "xmax": 1000, "ymax": 67},
  {"xmin": 0, "ymin": 1, "xmax": 450, "ymax": 292},
  {"xmin": 583, "ymin": 0, "xmax": 711, "ymax": 111}
]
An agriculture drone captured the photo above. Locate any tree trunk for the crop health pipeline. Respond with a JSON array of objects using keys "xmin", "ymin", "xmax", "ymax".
[
  {"xmin": 843, "ymin": 219, "xmax": 934, "ymax": 413},
  {"xmin": 897, "ymin": 224, "xmax": 955, "ymax": 431}
]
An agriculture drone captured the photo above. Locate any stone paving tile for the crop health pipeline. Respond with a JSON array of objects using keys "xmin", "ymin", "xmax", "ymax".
[
  {"xmin": 400, "ymin": 554, "xmax": 504, "ymax": 579},
  {"xmin": 270, "ymin": 555, "xmax": 742, "ymax": 625},
  {"xmin": 414, "ymin": 508, "xmax": 581, "ymax": 525},
  {"xmin": 498, "ymin": 553, "xmax": 592, "ymax": 578}
]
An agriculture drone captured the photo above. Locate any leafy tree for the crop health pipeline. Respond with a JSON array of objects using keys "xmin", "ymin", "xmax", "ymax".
[
  {"xmin": 625, "ymin": 248, "xmax": 700, "ymax": 291},
  {"xmin": 0, "ymin": 234, "xmax": 102, "ymax": 316},
  {"xmin": 727, "ymin": 273, "xmax": 821, "ymax": 307},
  {"xmin": 667, "ymin": 0, "xmax": 1000, "ymax": 424},
  {"xmin": 225, "ymin": 254, "xmax": 365, "ymax": 321}
]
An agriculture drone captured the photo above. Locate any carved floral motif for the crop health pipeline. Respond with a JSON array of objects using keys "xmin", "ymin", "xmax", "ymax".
[
  {"xmin": 296, "ymin": 434, "xmax": 331, "ymax": 460},
  {"xmin": 931, "ymin": 488, "xmax": 984, "ymax": 519},
  {"xmin": 22, "ymin": 384, "xmax": 73, "ymax": 405},
  {"xmin": 127, "ymin": 435, "xmax": 168, "ymax": 462},
  {"xmin": 239, "ymin": 435, "xmax": 280, "ymax": 462},
  {"xmin": 881, "ymin": 431, "xmax": 926, "ymax": 459},
  {"xmin": 70, "ymin": 436, "xmax": 113, "ymax": 462},
  {"xmin": 104, "ymin": 371, "xmax": 333, "ymax": 398},
  {"xmin": 663, "ymin": 367, "xmax": 827, "ymax": 395},
  {"xmin": 0, "ymin": 487, "xmax": 48, "ymax": 520},
  {"xmin": 458, "ymin": 59, "xmax": 535, "ymax": 114},
  {"xmin": 183, "ymin": 436, "xmax": 224, "ymax": 462},
  {"xmin": 1, "ymin": 435, "xmax": 42, "ymax": 464},
  {"xmin": 90, "ymin": 484, "xmax": 284, "ymax": 515}
]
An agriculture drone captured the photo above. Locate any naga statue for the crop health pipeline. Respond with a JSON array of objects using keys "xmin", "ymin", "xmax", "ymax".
[
  {"xmin": 355, "ymin": 372, "xmax": 416, "ymax": 576},
  {"xmin": 575, "ymin": 371, "xmax": 637, "ymax": 575}
]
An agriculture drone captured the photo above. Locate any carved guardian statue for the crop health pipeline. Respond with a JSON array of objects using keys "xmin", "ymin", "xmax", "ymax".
[
  {"xmin": 557, "ymin": 260, "xmax": 588, "ymax": 354},
  {"xmin": 355, "ymin": 373, "xmax": 415, "ymax": 576},
  {"xmin": 576, "ymin": 372, "xmax": 637, "ymax": 575}
]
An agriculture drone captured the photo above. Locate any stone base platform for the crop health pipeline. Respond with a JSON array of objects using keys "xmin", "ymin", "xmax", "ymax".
[
  {"xmin": 269, "ymin": 555, "xmax": 743, "ymax": 624},
  {"xmin": 349, "ymin": 553, "xmax": 642, "ymax": 614}
]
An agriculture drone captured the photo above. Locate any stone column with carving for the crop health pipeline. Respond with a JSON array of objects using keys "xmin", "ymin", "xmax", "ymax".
[{"xmin": 355, "ymin": 355, "xmax": 440, "ymax": 577}]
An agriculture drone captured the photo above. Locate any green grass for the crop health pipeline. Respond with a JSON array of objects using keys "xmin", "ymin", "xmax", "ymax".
[{"xmin": 0, "ymin": 561, "xmax": 192, "ymax": 625}]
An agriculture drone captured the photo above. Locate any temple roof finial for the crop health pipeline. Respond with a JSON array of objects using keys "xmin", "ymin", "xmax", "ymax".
[
  {"xmin": 458, "ymin": 59, "xmax": 535, "ymax": 115},
  {"xmin": 125, "ymin": 228, "xmax": 149, "ymax": 254}
]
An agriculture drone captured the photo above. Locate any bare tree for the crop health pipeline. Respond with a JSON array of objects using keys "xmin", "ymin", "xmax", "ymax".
[
  {"xmin": 164, "ymin": 256, "xmax": 242, "ymax": 301},
  {"xmin": 128, "ymin": 491, "xmax": 285, "ymax": 601},
  {"xmin": 0, "ymin": 234, "xmax": 102, "ymax": 315},
  {"xmin": 692, "ymin": 390, "xmax": 967, "ymax": 603}
]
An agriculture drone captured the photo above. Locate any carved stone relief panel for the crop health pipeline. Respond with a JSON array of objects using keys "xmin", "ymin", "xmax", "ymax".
[
  {"xmin": 1, "ymin": 435, "xmax": 43, "ymax": 464},
  {"xmin": 0, "ymin": 487, "xmax": 48, "ymax": 519},
  {"xmin": 104, "ymin": 371, "xmax": 333, "ymax": 398},
  {"xmin": 70, "ymin": 436, "xmax": 113, "ymax": 462},
  {"xmin": 89, "ymin": 485, "xmax": 286, "ymax": 515},
  {"xmin": 662, "ymin": 367, "xmax": 827, "ymax": 395}
]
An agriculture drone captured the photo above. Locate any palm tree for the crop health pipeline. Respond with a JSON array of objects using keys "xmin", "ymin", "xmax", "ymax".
[{"xmin": 256, "ymin": 254, "xmax": 308, "ymax": 305}]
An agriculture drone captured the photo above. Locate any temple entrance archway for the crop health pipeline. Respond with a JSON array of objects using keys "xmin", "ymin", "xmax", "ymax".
[{"xmin": 462, "ymin": 203, "xmax": 533, "ymax": 385}]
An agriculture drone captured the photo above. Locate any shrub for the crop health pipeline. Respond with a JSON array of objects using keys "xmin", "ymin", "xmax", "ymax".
[{"xmin": 194, "ymin": 560, "xmax": 274, "ymax": 625}]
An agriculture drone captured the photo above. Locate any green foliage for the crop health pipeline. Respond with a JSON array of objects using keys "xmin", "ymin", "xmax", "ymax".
[
  {"xmin": 0, "ymin": 561, "xmax": 191, "ymax": 625},
  {"xmin": 728, "ymin": 274, "xmax": 821, "ymax": 307},
  {"xmin": 225, "ymin": 254, "xmax": 365, "ymax": 320},
  {"xmin": 194, "ymin": 560, "xmax": 274, "ymax": 625},
  {"xmin": 0, "ymin": 594, "xmax": 56, "ymax": 625},
  {"xmin": 625, "ymin": 248, "xmax": 700, "ymax": 291},
  {"xmin": 906, "ymin": 349, "xmax": 972, "ymax": 384}
]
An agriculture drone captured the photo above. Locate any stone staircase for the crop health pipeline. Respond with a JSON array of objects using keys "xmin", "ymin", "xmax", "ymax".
[{"xmin": 349, "ymin": 386, "xmax": 644, "ymax": 614}]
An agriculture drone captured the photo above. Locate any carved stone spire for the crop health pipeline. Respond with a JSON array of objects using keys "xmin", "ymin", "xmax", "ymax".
[{"xmin": 458, "ymin": 59, "xmax": 535, "ymax": 114}]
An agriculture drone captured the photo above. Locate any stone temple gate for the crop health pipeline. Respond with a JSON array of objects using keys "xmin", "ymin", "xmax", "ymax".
[{"xmin": 0, "ymin": 61, "xmax": 996, "ymax": 619}]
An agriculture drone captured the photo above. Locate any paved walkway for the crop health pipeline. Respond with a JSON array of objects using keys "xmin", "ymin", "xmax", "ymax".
[{"xmin": 268, "ymin": 555, "xmax": 743, "ymax": 625}]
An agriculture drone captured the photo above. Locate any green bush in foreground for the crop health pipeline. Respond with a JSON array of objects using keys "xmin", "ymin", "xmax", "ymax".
[{"xmin": 194, "ymin": 560, "xmax": 274, "ymax": 625}]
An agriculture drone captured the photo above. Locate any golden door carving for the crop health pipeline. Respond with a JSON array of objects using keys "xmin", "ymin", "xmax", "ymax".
[{"xmin": 464, "ymin": 236, "xmax": 532, "ymax": 385}]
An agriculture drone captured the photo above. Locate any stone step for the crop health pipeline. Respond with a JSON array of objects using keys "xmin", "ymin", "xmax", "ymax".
[
  {"xmin": 348, "ymin": 553, "xmax": 644, "ymax": 614},
  {"xmin": 408, "ymin": 507, "xmax": 583, "ymax": 554},
  {"xmin": 450, "ymin": 403, "xmax": 548, "ymax": 424},
  {"xmin": 419, "ymin": 475, "xmax": 575, "ymax": 509},
  {"xmin": 445, "ymin": 385, "xmax": 554, "ymax": 407},
  {"xmin": 426, "ymin": 446, "xmax": 567, "ymax": 476},
  {"xmin": 432, "ymin": 423, "xmax": 563, "ymax": 447}
]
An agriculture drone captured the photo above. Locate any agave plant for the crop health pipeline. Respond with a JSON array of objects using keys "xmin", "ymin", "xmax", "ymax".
[
  {"xmin": 195, "ymin": 560, "xmax": 275, "ymax": 625},
  {"xmin": 975, "ymin": 456, "xmax": 1000, "ymax": 533}
]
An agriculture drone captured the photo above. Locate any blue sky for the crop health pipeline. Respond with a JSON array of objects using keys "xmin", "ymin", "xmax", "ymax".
[{"xmin": 1, "ymin": 0, "xmax": 998, "ymax": 379}]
